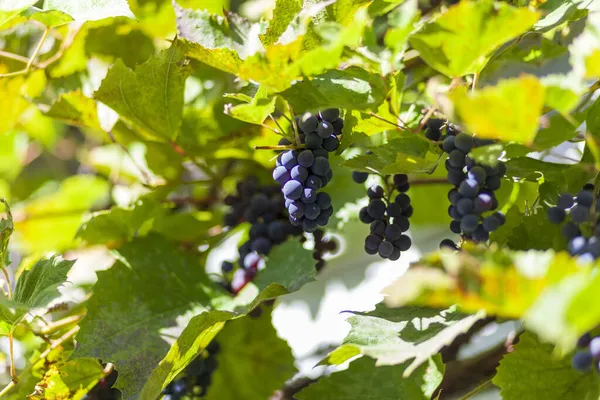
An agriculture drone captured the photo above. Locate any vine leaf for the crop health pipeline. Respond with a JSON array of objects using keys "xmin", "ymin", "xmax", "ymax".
[
  {"xmin": 449, "ymin": 75, "xmax": 544, "ymax": 144},
  {"xmin": 410, "ymin": 1, "xmax": 539, "ymax": 77},
  {"xmin": 13, "ymin": 255, "xmax": 74, "ymax": 310},
  {"xmin": 43, "ymin": 0, "xmax": 134, "ymax": 22},
  {"xmin": 45, "ymin": 90, "xmax": 102, "ymax": 130},
  {"xmin": 94, "ymin": 45, "xmax": 190, "ymax": 142},
  {"xmin": 297, "ymin": 356, "xmax": 444, "ymax": 399},
  {"xmin": 253, "ymin": 240, "xmax": 316, "ymax": 293},
  {"xmin": 14, "ymin": 175, "xmax": 109, "ymax": 253},
  {"xmin": 493, "ymin": 332, "xmax": 600, "ymax": 400},
  {"xmin": 0, "ymin": 71, "xmax": 46, "ymax": 135},
  {"xmin": 204, "ymin": 307, "xmax": 296, "ymax": 400},
  {"xmin": 281, "ymin": 67, "xmax": 386, "ymax": 112},
  {"xmin": 225, "ymin": 87, "xmax": 277, "ymax": 125},
  {"xmin": 141, "ymin": 310, "xmax": 235, "ymax": 400},
  {"xmin": 29, "ymin": 358, "xmax": 105, "ymax": 400},
  {"xmin": 323, "ymin": 304, "xmax": 483, "ymax": 375},
  {"xmin": 0, "ymin": 0, "xmax": 37, "ymax": 26},
  {"xmin": 259, "ymin": 0, "xmax": 302, "ymax": 46},
  {"xmin": 72, "ymin": 235, "xmax": 218, "ymax": 400}
]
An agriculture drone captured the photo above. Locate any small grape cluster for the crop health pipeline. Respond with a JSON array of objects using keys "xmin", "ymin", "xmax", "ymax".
[
  {"xmin": 354, "ymin": 172, "xmax": 413, "ymax": 260},
  {"xmin": 313, "ymin": 229, "xmax": 338, "ymax": 271},
  {"xmin": 572, "ymin": 332, "xmax": 600, "ymax": 373},
  {"xmin": 162, "ymin": 341, "xmax": 220, "ymax": 399},
  {"xmin": 429, "ymin": 119, "xmax": 506, "ymax": 248},
  {"xmin": 273, "ymin": 109, "xmax": 342, "ymax": 233},
  {"xmin": 221, "ymin": 176, "xmax": 302, "ymax": 293},
  {"xmin": 547, "ymin": 184, "xmax": 600, "ymax": 262}
]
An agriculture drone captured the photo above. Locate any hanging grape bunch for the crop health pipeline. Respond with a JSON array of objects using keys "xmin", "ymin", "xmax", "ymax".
[
  {"xmin": 572, "ymin": 331, "xmax": 600, "ymax": 373},
  {"xmin": 353, "ymin": 171, "xmax": 413, "ymax": 260},
  {"xmin": 546, "ymin": 184, "xmax": 600, "ymax": 262},
  {"xmin": 427, "ymin": 118, "xmax": 506, "ymax": 249},
  {"xmin": 273, "ymin": 109, "xmax": 342, "ymax": 233},
  {"xmin": 162, "ymin": 341, "xmax": 221, "ymax": 399},
  {"xmin": 221, "ymin": 176, "xmax": 303, "ymax": 293}
]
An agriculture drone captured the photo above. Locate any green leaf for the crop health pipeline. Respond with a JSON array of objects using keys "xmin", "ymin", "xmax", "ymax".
[
  {"xmin": 141, "ymin": 310, "xmax": 234, "ymax": 400},
  {"xmin": 567, "ymin": 271, "xmax": 600, "ymax": 337},
  {"xmin": 586, "ymin": 95, "xmax": 600, "ymax": 143},
  {"xmin": 297, "ymin": 356, "xmax": 444, "ymax": 400},
  {"xmin": 72, "ymin": 235, "xmax": 217, "ymax": 399},
  {"xmin": 383, "ymin": 246, "xmax": 585, "ymax": 320},
  {"xmin": 410, "ymin": 1, "xmax": 539, "ymax": 76},
  {"xmin": 14, "ymin": 175, "xmax": 109, "ymax": 253},
  {"xmin": 384, "ymin": 0, "xmax": 420, "ymax": 54},
  {"xmin": 450, "ymin": 75, "xmax": 545, "ymax": 144},
  {"xmin": 22, "ymin": 8, "xmax": 73, "ymax": 27},
  {"xmin": 325, "ymin": 304, "xmax": 482, "ymax": 375},
  {"xmin": 493, "ymin": 332, "xmax": 600, "ymax": 400},
  {"xmin": 0, "ymin": 0, "xmax": 37, "ymax": 26},
  {"xmin": 260, "ymin": 0, "xmax": 302, "ymax": 46},
  {"xmin": 45, "ymin": 89, "xmax": 102, "ymax": 130},
  {"xmin": 29, "ymin": 358, "xmax": 105, "ymax": 400},
  {"xmin": 85, "ymin": 21, "xmax": 156, "ymax": 68},
  {"xmin": 281, "ymin": 68, "xmax": 386, "ymax": 112},
  {"xmin": 253, "ymin": 240, "xmax": 316, "ymax": 292},
  {"xmin": 534, "ymin": 114, "xmax": 578, "ymax": 150},
  {"xmin": 76, "ymin": 198, "xmax": 159, "ymax": 245},
  {"xmin": 205, "ymin": 307, "xmax": 296, "ymax": 400},
  {"xmin": 94, "ymin": 45, "xmax": 190, "ymax": 142},
  {"xmin": 0, "ymin": 71, "xmax": 46, "ymax": 135},
  {"xmin": 43, "ymin": 0, "xmax": 134, "ymax": 21},
  {"xmin": 13, "ymin": 255, "xmax": 74, "ymax": 310},
  {"xmin": 0, "ymin": 198, "xmax": 14, "ymax": 265},
  {"xmin": 225, "ymin": 87, "xmax": 277, "ymax": 125}
]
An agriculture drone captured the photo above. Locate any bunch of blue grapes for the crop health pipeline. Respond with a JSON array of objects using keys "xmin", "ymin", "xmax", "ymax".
[
  {"xmin": 430, "ymin": 119, "xmax": 506, "ymax": 249},
  {"xmin": 572, "ymin": 331, "xmax": 600, "ymax": 373},
  {"xmin": 162, "ymin": 341, "xmax": 220, "ymax": 399},
  {"xmin": 546, "ymin": 184, "xmax": 600, "ymax": 262},
  {"xmin": 273, "ymin": 109, "xmax": 342, "ymax": 233},
  {"xmin": 221, "ymin": 176, "xmax": 302, "ymax": 293},
  {"xmin": 353, "ymin": 171, "xmax": 413, "ymax": 260}
]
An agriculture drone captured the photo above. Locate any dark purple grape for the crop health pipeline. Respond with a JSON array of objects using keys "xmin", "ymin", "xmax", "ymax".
[
  {"xmin": 320, "ymin": 109, "xmax": 340, "ymax": 121},
  {"xmin": 317, "ymin": 121, "xmax": 334, "ymax": 138},
  {"xmin": 311, "ymin": 157, "xmax": 330, "ymax": 176},
  {"xmin": 393, "ymin": 235, "xmax": 411, "ymax": 251},
  {"xmin": 291, "ymin": 165, "xmax": 308, "ymax": 182},
  {"xmin": 353, "ymin": 171, "xmax": 369, "ymax": 184},
  {"xmin": 315, "ymin": 192, "xmax": 332, "ymax": 209},
  {"xmin": 322, "ymin": 136, "xmax": 339, "ymax": 152},
  {"xmin": 299, "ymin": 113, "xmax": 318, "ymax": 132},
  {"xmin": 378, "ymin": 241, "xmax": 394, "ymax": 258},
  {"xmin": 297, "ymin": 150, "xmax": 315, "ymax": 168},
  {"xmin": 454, "ymin": 133, "xmax": 473, "ymax": 153},
  {"xmin": 547, "ymin": 207, "xmax": 566, "ymax": 224},
  {"xmin": 283, "ymin": 180, "xmax": 303, "ymax": 200}
]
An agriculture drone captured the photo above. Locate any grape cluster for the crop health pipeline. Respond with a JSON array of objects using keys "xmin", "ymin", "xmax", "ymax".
[
  {"xmin": 312, "ymin": 229, "xmax": 338, "ymax": 271},
  {"xmin": 273, "ymin": 109, "xmax": 342, "ymax": 233},
  {"xmin": 547, "ymin": 184, "xmax": 600, "ymax": 262},
  {"xmin": 572, "ymin": 332, "xmax": 600, "ymax": 373},
  {"xmin": 430, "ymin": 119, "xmax": 506, "ymax": 249},
  {"xmin": 354, "ymin": 171, "xmax": 413, "ymax": 260},
  {"xmin": 162, "ymin": 341, "xmax": 220, "ymax": 399},
  {"xmin": 221, "ymin": 176, "xmax": 302, "ymax": 293}
]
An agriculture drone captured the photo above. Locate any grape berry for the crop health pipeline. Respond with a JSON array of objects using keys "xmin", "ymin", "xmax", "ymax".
[
  {"xmin": 572, "ymin": 332, "xmax": 600, "ymax": 373},
  {"xmin": 354, "ymin": 172, "xmax": 412, "ymax": 260},
  {"xmin": 547, "ymin": 184, "xmax": 600, "ymax": 263}
]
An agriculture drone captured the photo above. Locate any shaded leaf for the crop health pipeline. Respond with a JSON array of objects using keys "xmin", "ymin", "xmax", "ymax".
[
  {"xmin": 141, "ymin": 310, "xmax": 234, "ymax": 399},
  {"xmin": 45, "ymin": 90, "xmax": 101, "ymax": 130},
  {"xmin": 72, "ymin": 235, "xmax": 217, "ymax": 399},
  {"xmin": 297, "ymin": 356, "xmax": 444, "ymax": 400},
  {"xmin": 253, "ymin": 240, "xmax": 316, "ymax": 292},
  {"xmin": 493, "ymin": 332, "xmax": 600, "ymax": 400},
  {"xmin": 205, "ymin": 307, "xmax": 296, "ymax": 400}
]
